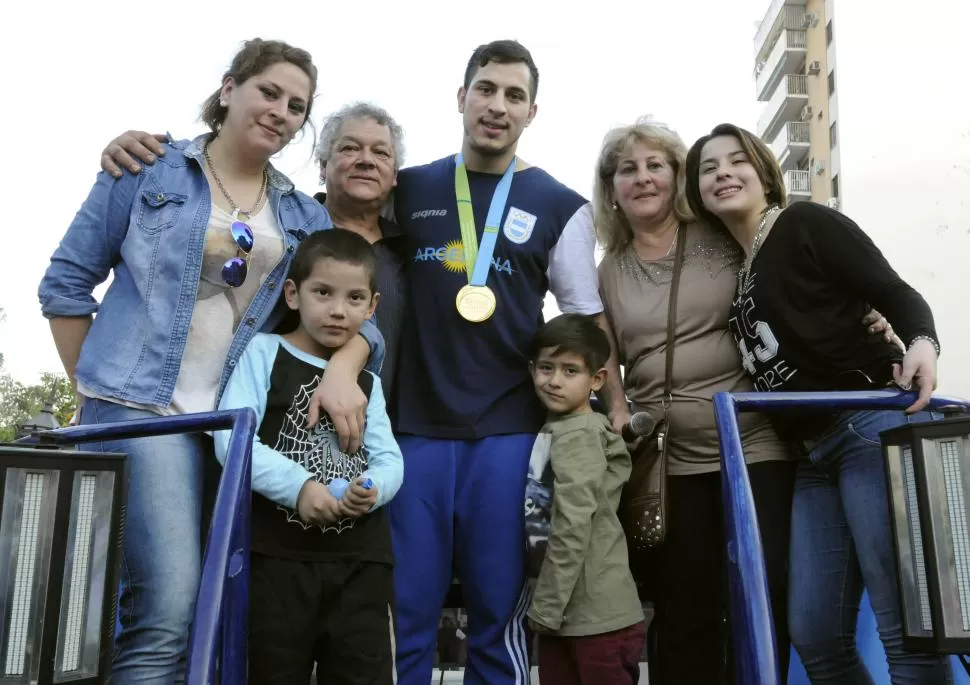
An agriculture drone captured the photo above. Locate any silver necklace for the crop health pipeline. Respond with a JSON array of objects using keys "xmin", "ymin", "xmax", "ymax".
[
  {"xmin": 635, "ymin": 224, "xmax": 680, "ymax": 262},
  {"xmin": 663, "ymin": 224, "xmax": 681, "ymax": 258},
  {"xmin": 736, "ymin": 205, "xmax": 780, "ymax": 298},
  {"xmin": 203, "ymin": 142, "xmax": 267, "ymax": 218}
]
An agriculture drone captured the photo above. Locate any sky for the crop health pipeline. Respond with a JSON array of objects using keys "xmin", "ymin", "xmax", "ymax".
[{"xmin": 2, "ymin": 0, "xmax": 968, "ymax": 398}]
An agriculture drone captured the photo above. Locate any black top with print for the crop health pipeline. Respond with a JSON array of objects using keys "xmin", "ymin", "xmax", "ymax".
[
  {"xmin": 251, "ymin": 347, "xmax": 392, "ymax": 564},
  {"xmin": 728, "ymin": 202, "xmax": 937, "ymax": 441}
]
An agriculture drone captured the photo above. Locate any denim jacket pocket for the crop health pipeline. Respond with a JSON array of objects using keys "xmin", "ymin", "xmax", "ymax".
[{"xmin": 137, "ymin": 189, "xmax": 188, "ymax": 234}]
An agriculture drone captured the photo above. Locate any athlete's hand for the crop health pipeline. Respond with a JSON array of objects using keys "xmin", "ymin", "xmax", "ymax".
[
  {"xmin": 309, "ymin": 369, "xmax": 366, "ymax": 454},
  {"xmin": 527, "ymin": 617, "xmax": 553, "ymax": 634},
  {"xmin": 296, "ymin": 480, "xmax": 343, "ymax": 525}
]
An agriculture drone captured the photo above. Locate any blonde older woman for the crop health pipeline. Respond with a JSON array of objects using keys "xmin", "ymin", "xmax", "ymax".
[{"xmin": 594, "ymin": 117, "xmax": 796, "ymax": 684}]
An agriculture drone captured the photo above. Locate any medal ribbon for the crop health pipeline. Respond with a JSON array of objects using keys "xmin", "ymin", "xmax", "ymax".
[{"xmin": 454, "ymin": 153, "xmax": 516, "ymax": 286}]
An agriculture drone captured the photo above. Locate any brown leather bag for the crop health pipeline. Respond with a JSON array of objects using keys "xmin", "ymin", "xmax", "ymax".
[{"xmin": 622, "ymin": 227, "xmax": 685, "ymax": 554}]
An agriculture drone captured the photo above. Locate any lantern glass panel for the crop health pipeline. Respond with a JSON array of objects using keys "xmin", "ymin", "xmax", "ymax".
[
  {"xmin": 53, "ymin": 471, "xmax": 116, "ymax": 682},
  {"xmin": 0, "ymin": 468, "xmax": 60, "ymax": 683}
]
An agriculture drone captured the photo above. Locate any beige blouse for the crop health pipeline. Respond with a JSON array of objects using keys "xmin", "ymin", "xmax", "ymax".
[{"xmin": 598, "ymin": 221, "xmax": 791, "ymax": 476}]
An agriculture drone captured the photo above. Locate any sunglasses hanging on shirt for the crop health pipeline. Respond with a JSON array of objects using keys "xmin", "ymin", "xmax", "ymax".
[
  {"xmin": 203, "ymin": 141, "xmax": 267, "ymax": 288},
  {"xmin": 222, "ymin": 215, "xmax": 255, "ymax": 287}
]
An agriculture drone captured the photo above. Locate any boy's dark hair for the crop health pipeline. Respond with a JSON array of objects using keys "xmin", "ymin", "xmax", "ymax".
[
  {"xmin": 464, "ymin": 40, "xmax": 539, "ymax": 103},
  {"xmin": 532, "ymin": 314, "xmax": 610, "ymax": 373},
  {"xmin": 287, "ymin": 228, "xmax": 378, "ymax": 293}
]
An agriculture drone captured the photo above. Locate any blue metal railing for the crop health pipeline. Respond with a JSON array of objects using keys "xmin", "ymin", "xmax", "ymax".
[
  {"xmin": 714, "ymin": 389, "xmax": 970, "ymax": 685},
  {"xmin": 26, "ymin": 409, "xmax": 257, "ymax": 685}
]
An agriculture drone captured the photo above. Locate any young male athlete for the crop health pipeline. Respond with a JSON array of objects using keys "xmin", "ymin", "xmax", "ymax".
[
  {"xmin": 96, "ymin": 39, "xmax": 607, "ymax": 685},
  {"xmin": 389, "ymin": 40, "xmax": 605, "ymax": 685}
]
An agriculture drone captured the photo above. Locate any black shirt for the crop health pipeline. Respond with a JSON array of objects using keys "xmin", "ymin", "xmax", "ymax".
[
  {"xmin": 728, "ymin": 202, "xmax": 938, "ymax": 440},
  {"xmin": 251, "ymin": 345, "xmax": 392, "ymax": 564}
]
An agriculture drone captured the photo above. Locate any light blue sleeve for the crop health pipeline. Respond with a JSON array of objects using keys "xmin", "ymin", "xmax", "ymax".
[
  {"xmin": 214, "ymin": 335, "xmax": 313, "ymax": 509},
  {"xmin": 358, "ymin": 318, "xmax": 386, "ymax": 375},
  {"xmin": 359, "ymin": 374, "xmax": 403, "ymax": 510}
]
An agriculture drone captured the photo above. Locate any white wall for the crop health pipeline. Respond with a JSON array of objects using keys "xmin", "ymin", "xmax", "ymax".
[{"xmin": 834, "ymin": 0, "xmax": 970, "ymax": 396}]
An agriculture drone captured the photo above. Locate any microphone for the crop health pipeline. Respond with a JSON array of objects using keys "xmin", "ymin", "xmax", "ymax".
[{"xmin": 622, "ymin": 411, "xmax": 657, "ymax": 443}]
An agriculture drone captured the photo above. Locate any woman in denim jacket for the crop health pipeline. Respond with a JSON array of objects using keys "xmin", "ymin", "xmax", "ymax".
[{"xmin": 38, "ymin": 39, "xmax": 384, "ymax": 684}]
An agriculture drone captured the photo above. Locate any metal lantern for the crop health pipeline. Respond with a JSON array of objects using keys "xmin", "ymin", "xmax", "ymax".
[
  {"xmin": 15, "ymin": 402, "xmax": 61, "ymax": 441},
  {"xmin": 0, "ymin": 444, "xmax": 128, "ymax": 685},
  {"xmin": 882, "ymin": 413, "xmax": 970, "ymax": 654}
]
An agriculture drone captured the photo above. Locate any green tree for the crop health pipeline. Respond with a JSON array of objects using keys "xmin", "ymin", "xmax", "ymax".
[{"xmin": 0, "ymin": 309, "xmax": 76, "ymax": 441}]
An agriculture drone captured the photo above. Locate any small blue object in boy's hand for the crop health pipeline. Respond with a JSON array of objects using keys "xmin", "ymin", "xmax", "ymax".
[
  {"xmin": 360, "ymin": 478, "xmax": 373, "ymax": 490},
  {"xmin": 328, "ymin": 478, "xmax": 350, "ymax": 499}
]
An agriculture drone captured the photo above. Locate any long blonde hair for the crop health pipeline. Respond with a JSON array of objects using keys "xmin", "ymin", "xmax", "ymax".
[{"xmin": 593, "ymin": 117, "xmax": 694, "ymax": 255}]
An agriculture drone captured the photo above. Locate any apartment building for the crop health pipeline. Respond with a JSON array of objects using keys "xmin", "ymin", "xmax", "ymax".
[
  {"xmin": 751, "ymin": 0, "xmax": 970, "ymax": 394},
  {"xmin": 753, "ymin": 0, "xmax": 840, "ymax": 209}
]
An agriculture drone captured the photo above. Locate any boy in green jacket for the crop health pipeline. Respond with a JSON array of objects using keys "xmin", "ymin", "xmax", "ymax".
[{"xmin": 526, "ymin": 313, "xmax": 645, "ymax": 685}]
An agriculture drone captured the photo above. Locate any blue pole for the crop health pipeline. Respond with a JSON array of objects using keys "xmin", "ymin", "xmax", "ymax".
[
  {"xmin": 714, "ymin": 392, "xmax": 780, "ymax": 685},
  {"xmin": 217, "ymin": 411, "xmax": 254, "ymax": 685},
  {"xmin": 186, "ymin": 409, "xmax": 256, "ymax": 685}
]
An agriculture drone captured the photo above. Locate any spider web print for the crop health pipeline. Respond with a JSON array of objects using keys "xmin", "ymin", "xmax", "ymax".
[{"xmin": 271, "ymin": 375, "xmax": 368, "ymax": 534}]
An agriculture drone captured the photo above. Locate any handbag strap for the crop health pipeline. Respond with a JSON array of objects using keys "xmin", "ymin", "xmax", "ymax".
[{"xmin": 663, "ymin": 227, "xmax": 687, "ymax": 403}]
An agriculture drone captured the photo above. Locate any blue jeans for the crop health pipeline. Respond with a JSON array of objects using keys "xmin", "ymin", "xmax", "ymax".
[
  {"xmin": 80, "ymin": 397, "xmax": 205, "ymax": 685},
  {"xmin": 788, "ymin": 410, "xmax": 953, "ymax": 684}
]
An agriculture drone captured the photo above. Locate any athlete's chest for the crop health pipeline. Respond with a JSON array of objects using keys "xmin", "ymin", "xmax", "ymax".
[{"xmin": 404, "ymin": 192, "xmax": 562, "ymax": 280}]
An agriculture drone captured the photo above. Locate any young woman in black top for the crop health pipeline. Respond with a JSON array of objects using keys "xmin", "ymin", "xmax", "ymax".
[{"xmin": 684, "ymin": 123, "xmax": 950, "ymax": 684}]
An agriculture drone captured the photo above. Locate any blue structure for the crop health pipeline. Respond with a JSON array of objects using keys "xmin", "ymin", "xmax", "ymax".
[
  {"xmin": 714, "ymin": 389, "xmax": 970, "ymax": 684},
  {"xmin": 26, "ymin": 409, "xmax": 256, "ymax": 685},
  {"xmin": 17, "ymin": 389, "xmax": 970, "ymax": 683}
]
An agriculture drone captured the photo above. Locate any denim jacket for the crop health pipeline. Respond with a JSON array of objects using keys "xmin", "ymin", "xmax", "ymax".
[{"xmin": 38, "ymin": 133, "xmax": 385, "ymax": 410}]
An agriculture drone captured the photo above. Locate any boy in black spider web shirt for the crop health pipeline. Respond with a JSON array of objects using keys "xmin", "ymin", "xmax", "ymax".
[{"xmin": 215, "ymin": 229, "xmax": 403, "ymax": 685}]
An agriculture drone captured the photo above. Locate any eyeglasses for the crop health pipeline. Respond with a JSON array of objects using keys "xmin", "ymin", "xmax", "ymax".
[{"xmin": 222, "ymin": 219, "xmax": 255, "ymax": 288}]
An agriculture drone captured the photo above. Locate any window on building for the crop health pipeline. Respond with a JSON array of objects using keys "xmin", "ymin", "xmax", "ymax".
[
  {"xmin": 826, "ymin": 20, "xmax": 834, "ymax": 45},
  {"xmin": 831, "ymin": 174, "xmax": 840, "ymax": 198},
  {"xmin": 828, "ymin": 70, "xmax": 836, "ymax": 95},
  {"xmin": 829, "ymin": 122, "xmax": 838, "ymax": 148}
]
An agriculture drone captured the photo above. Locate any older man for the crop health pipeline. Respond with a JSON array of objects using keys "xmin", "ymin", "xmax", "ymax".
[{"xmin": 312, "ymin": 102, "xmax": 409, "ymax": 401}]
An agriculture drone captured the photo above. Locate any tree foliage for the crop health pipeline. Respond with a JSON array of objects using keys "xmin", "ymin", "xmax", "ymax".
[{"xmin": 0, "ymin": 309, "xmax": 76, "ymax": 441}]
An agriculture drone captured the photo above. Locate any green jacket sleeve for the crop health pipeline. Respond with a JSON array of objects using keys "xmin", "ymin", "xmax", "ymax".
[{"xmin": 527, "ymin": 426, "xmax": 606, "ymax": 630}]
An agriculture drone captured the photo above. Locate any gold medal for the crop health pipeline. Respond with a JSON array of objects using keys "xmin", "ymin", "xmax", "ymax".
[{"xmin": 456, "ymin": 285, "xmax": 497, "ymax": 323}]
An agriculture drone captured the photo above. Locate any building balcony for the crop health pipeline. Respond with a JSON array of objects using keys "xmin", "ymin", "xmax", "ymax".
[
  {"xmin": 757, "ymin": 74, "xmax": 808, "ymax": 141},
  {"xmin": 770, "ymin": 121, "xmax": 811, "ymax": 170},
  {"xmin": 755, "ymin": 29, "xmax": 807, "ymax": 101},
  {"xmin": 785, "ymin": 169, "xmax": 811, "ymax": 202},
  {"xmin": 754, "ymin": 0, "xmax": 808, "ymax": 58}
]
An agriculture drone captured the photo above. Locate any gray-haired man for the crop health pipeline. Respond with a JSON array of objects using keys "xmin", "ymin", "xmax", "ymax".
[{"xmin": 312, "ymin": 102, "xmax": 409, "ymax": 401}]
